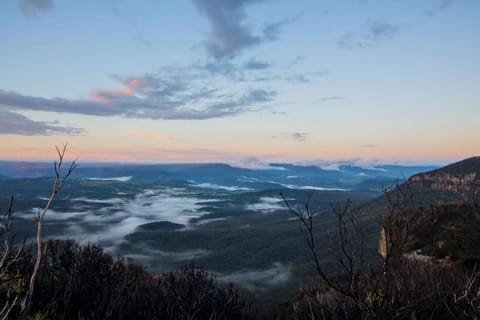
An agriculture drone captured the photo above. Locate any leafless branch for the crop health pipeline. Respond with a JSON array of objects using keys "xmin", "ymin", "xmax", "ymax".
[
  {"xmin": 281, "ymin": 192, "xmax": 361, "ymax": 299},
  {"xmin": 20, "ymin": 143, "xmax": 76, "ymax": 316}
]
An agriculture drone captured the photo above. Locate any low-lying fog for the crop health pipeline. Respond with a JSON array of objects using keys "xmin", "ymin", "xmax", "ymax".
[
  {"xmin": 19, "ymin": 187, "xmax": 215, "ymax": 244},
  {"xmin": 15, "ymin": 183, "xmax": 294, "ymax": 292}
]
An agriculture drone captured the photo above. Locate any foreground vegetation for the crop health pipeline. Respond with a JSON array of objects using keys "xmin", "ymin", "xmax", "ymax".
[
  {"xmin": 1, "ymin": 150, "xmax": 479, "ymax": 319},
  {"xmin": 1, "ymin": 201, "xmax": 479, "ymax": 319},
  {"xmin": 1, "ymin": 239, "xmax": 244, "ymax": 320}
]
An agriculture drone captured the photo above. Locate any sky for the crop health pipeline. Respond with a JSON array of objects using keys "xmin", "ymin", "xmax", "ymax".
[{"xmin": 0, "ymin": 0, "xmax": 479, "ymax": 166}]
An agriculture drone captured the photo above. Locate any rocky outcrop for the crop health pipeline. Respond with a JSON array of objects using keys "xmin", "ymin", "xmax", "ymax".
[{"xmin": 409, "ymin": 157, "xmax": 480, "ymax": 197}]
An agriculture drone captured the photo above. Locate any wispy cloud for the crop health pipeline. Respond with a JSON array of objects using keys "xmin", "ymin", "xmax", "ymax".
[
  {"xmin": 1, "ymin": 0, "xmax": 319, "ymax": 137},
  {"xmin": 18, "ymin": 0, "xmax": 53, "ymax": 17},
  {"xmin": 0, "ymin": 47, "xmax": 326, "ymax": 135},
  {"xmin": 193, "ymin": 0, "xmax": 264, "ymax": 59},
  {"xmin": 426, "ymin": 0, "xmax": 457, "ymax": 15},
  {"xmin": 0, "ymin": 86, "xmax": 275, "ymax": 121},
  {"xmin": 243, "ymin": 59, "xmax": 271, "ymax": 70},
  {"xmin": 286, "ymin": 70, "xmax": 329, "ymax": 83},
  {"xmin": 291, "ymin": 132, "xmax": 308, "ymax": 142},
  {"xmin": 262, "ymin": 14, "xmax": 300, "ymax": 41},
  {"xmin": 287, "ymin": 56, "xmax": 304, "ymax": 69},
  {"xmin": 272, "ymin": 132, "xmax": 308, "ymax": 142},
  {"xmin": 0, "ymin": 110, "xmax": 83, "ymax": 135},
  {"xmin": 193, "ymin": 0, "xmax": 292, "ymax": 60},
  {"xmin": 338, "ymin": 19, "xmax": 401, "ymax": 49},
  {"xmin": 368, "ymin": 20, "xmax": 401, "ymax": 40},
  {"xmin": 316, "ymin": 96, "xmax": 344, "ymax": 103}
]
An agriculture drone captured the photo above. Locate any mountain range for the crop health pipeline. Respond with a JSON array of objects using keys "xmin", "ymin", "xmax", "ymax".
[{"xmin": 0, "ymin": 160, "xmax": 438, "ymax": 192}]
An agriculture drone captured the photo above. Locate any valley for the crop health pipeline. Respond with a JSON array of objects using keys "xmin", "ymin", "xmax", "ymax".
[{"xmin": 0, "ymin": 161, "xmax": 436, "ymax": 296}]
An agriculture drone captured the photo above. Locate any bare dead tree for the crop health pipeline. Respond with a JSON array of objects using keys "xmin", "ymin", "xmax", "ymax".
[
  {"xmin": 282, "ymin": 178, "xmax": 480, "ymax": 319},
  {"xmin": 20, "ymin": 144, "xmax": 77, "ymax": 316},
  {"xmin": 452, "ymin": 266, "xmax": 480, "ymax": 318},
  {"xmin": 378, "ymin": 180, "xmax": 418, "ymax": 270},
  {"xmin": 280, "ymin": 192, "xmax": 365, "ymax": 301},
  {"xmin": 281, "ymin": 182, "xmax": 423, "ymax": 319}
]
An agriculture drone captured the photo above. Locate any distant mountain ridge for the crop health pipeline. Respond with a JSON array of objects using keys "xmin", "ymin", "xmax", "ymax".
[
  {"xmin": 0, "ymin": 160, "xmax": 438, "ymax": 192},
  {"xmin": 410, "ymin": 157, "xmax": 480, "ymax": 197}
]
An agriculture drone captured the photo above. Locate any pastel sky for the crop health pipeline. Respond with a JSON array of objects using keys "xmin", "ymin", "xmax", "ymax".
[{"xmin": 0, "ymin": 0, "xmax": 479, "ymax": 165}]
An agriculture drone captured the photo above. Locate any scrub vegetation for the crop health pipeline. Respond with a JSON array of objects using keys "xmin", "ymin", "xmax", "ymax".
[{"xmin": 1, "ymin": 151, "xmax": 479, "ymax": 319}]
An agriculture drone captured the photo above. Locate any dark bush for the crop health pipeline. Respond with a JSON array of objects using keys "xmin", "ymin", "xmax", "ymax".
[
  {"xmin": 5, "ymin": 239, "xmax": 245, "ymax": 320},
  {"xmin": 156, "ymin": 265, "xmax": 244, "ymax": 320},
  {"xmin": 283, "ymin": 260, "xmax": 480, "ymax": 320}
]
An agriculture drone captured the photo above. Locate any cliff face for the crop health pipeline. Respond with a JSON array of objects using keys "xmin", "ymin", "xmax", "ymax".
[
  {"xmin": 409, "ymin": 157, "xmax": 480, "ymax": 196},
  {"xmin": 399, "ymin": 157, "xmax": 480, "ymax": 260},
  {"xmin": 410, "ymin": 171, "xmax": 478, "ymax": 193}
]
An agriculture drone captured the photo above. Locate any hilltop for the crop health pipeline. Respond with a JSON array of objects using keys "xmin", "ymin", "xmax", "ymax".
[
  {"xmin": 355, "ymin": 156, "xmax": 480, "ymax": 215},
  {"xmin": 409, "ymin": 156, "xmax": 480, "ymax": 200}
]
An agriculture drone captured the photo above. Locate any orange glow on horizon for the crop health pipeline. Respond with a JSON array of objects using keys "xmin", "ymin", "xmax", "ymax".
[
  {"xmin": 0, "ymin": 130, "xmax": 478, "ymax": 165},
  {"xmin": 0, "ymin": 143, "xmax": 477, "ymax": 165}
]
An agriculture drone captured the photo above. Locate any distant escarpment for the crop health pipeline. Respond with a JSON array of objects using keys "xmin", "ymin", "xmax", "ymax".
[
  {"xmin": 410, "ymin": 156, "xmax": 480, "ymax": 192},
  {"xmin": 408, "ymin": 156, "xmax": 480, "ymax": 202}
]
